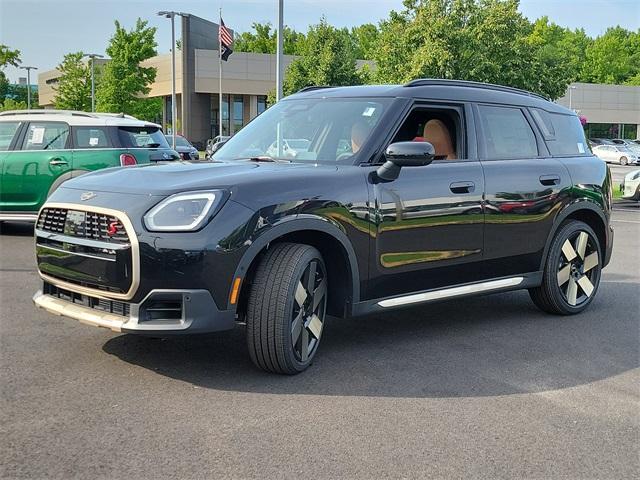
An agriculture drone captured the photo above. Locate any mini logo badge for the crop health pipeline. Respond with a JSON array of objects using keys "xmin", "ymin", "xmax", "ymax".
[
  {"xmin": 107, "ymin": 221, "xmax": 119, "ymax": 236},
  {"xmin": 162, "ymin": 152, "xmax": 169, "ymax": 159},
  {"xmin": 80, "ymin": 191, "xmax": 96, "ymax": 201}
]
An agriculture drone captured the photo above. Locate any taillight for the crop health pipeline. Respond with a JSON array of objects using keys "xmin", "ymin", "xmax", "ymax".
[{"xmin": 120, "ymin": 153, "xmax": 137, "ymax": 166}]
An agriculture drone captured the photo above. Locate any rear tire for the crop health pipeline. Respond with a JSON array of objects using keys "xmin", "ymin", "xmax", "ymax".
[
  {"xmin": 620, "ymin": 156, "xmax": 628, "ymax": 166},
  {"xmin": 529, "ymin": 220, "xmax": 602, "ymax": 315},
  {"xmin": 246, "ymin": 243, "xmax": 328, "ymax": 374}
]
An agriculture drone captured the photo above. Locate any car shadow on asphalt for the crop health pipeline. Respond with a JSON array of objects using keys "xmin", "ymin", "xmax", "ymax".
[{"xmin": 103, "ymin": 281, "xmax": 639, "ymax": 398}]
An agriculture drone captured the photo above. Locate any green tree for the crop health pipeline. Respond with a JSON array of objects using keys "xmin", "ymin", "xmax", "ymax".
[
  {"xmin": 0, "ymin": 97, "xmax": 27, "ymax": 112},
  {"xmin": 96, "ymin": 18, "xmax": 160, "ymax": 120},
  {"xmin": 0, "ymin": 44, "xmax": 21, "ymax": 108},
  {"xmin": 350, "ymin": 23, "xmax": 379, "ymax": 60},
  {"xmin": 373, "ymin": 0, "xmax": 575, "ymax": 99},
  {"xmin": 281, "ymin": 17, "xmax": 364, "ymax": 97},
  {"xmin": 235, "ymin": 22, "xmax": 305, "ymax": 55},
  {"xmin": 580, "ymin": 27, "xmax": 640, "ymax": 85},
  {"xmin": 52, "ymin": 52, "xmax": 92, "ymax": 111}
]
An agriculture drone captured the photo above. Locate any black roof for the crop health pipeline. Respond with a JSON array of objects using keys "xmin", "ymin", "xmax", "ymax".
[{"xmin": 289, "ymin": 79, "xmax": 572, "ymax": 115}]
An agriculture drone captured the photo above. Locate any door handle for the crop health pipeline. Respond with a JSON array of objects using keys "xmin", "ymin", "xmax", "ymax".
[
  {"xmin": 449, "ymin": 181, "xmax": 475, "ymax": 194},
  {"xmin": 539, "ymin": 174, "xmax": 560, "ymax": 186},
  {"xmin": 49, "ymin": 158, "xmax": 68, "ymax": 166}
]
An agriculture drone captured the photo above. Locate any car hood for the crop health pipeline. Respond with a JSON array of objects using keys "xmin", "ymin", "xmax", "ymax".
[{"xmin": 58, "ymin": 160, "xmax": 339, "ymax": 196}]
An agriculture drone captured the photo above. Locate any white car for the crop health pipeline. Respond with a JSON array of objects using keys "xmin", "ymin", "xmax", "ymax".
[
  {"xmin": 620, "ymin": 169, "xmax": 640, "ymax": 201},
  {"xmin": 266, "ymin": 138, "xmax": 311, "ymax": 158},
  {"xmin": 593, "ymin": 145, "xmax": 640, "ymax": 166}
]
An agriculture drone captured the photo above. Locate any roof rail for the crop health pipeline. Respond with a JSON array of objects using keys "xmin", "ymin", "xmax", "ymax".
[
  {"xmin": 403, "ymin": 79, "xmax": 548, "ymax": 101},
  {"xmin": 0, "ymin": 109, "xmax": 139, "ymax": 120},
  {"xmin": 0, "ymin": 109, "xmax": 93, "ymax": 117},
  {"xmin": 297, "ymin": 85, "xmax": 333, "ymax": 93}
]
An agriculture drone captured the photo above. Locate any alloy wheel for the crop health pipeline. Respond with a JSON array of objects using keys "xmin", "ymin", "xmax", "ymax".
[
  {"xmin": 556, "ymin": 230, "xmax": 600, "ymax": 306},
  {"xmin": 291, "ymin": 259, "xmax": 327, "ymax": 362}
]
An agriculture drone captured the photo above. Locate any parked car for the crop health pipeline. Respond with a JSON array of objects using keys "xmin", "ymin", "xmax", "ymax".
[
  {"xmin": 266, "ymin": 138, "xmax": 312, "ymax": 158},
  {"xmin": 166, "ymin": 134, "xmax": 199, "ymax": 160},
  {"xmin": 33, "ymin": 80, "xmax": 613, "ymax": 375},
  {"xmin": 589, "ymin": 138, "xmax": 615, "ymax": 146},
  {"xmin": 620, "ymin": 169, "xmax": 640, "ymax": 201},
  {"xmin": 0, "ymin": 110, "xmax": 178, "ymax": 223},
  {"xmin": 592, "ymin": 144, "xmax": 639, "ymax": 165},
  {"xmin": 205, "ymin": 135, "xmax": 230, "ymax": 158}
]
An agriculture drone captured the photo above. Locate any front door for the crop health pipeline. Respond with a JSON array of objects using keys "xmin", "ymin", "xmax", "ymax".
[
  {"xmin": 367, "ymin": 103, "xmax": 485, "ymax": 300},
  {"xmin": 1, "ymin": 121, "xmax": 72, "ymax": 212}
]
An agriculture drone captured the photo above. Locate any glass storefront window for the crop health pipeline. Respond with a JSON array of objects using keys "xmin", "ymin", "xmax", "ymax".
[
  {"xmin": 233, "ymin": 95, "xmax": 244, "ymax": 133},
  {"xmin": 257, "ymin": 95, "xmax": 267, "ymax": 115},
  {"xmin": 584, "ymin": 123, "xmax": 638, "ymax": 140},
  {"xmin": 211, "ymin": 94, "xmax": 230, "ymax": 137}
]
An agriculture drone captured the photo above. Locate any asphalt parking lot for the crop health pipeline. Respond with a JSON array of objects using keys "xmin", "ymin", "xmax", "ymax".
[{"xmin": 1, "ymin": 204, "xmax": 638, "ymax": 479}]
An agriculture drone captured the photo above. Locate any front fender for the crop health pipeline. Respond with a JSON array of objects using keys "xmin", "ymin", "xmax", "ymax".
[{"xmin": 231, "ymin": 215, "xmax": 361, "ymax": 309}]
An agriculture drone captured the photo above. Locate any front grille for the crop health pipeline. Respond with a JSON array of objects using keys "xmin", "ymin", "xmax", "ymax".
[
  {"xmin": 36, "ymin": 207, "xmax": 135, "ymax": 296},
  {"xmin": 44, "ymin": 282, "xmax": 131, "ymax": 317},
  {"xmin": 36, "ymin": 208, "xmax": 67, "ymax": 233},
  {"xmin": 37, "ymin": 208, "xmax": 129, "ymax": 244}
]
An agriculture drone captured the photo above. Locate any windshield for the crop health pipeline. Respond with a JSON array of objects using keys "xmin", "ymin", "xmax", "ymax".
[
  {"xmin": 212, "ymin": 97, "xmax": 391, "ymax": 163},
  {"xmin": 166, "ymin": 135, "xmax": 191, "ymax": 147},
  {"xmin": 118, "ymin": 126, "xmax": 170, "ymax": 148}
]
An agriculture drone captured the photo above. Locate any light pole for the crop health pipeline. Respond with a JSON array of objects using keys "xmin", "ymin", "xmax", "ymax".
[
  {"xmin": 568, "ymin": 85, "xmax": 577, "ymax": 110},
  {"xmin": 158, "ymin": 10, "xmax": 187, "ymax": 150},
  {"xmin": 83, "ymin": 53, "xmax": 103, "ymax": 112},
  {"xmin": 19, "ymin": 66, "xmax": 37, "ymax": 110},
  {"xmin": 276, "ymin": 0, "xmax": 284, "ymax": 101}
]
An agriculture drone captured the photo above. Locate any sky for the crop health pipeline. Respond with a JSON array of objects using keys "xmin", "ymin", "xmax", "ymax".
[{"xmin": 1, "ymin": 0, "xmax": 639, "ymax": 83}]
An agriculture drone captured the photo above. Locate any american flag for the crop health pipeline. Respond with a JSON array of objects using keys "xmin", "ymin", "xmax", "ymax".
[{"xmin": 219, "ymin": 18, "xmax": 233, "ymax": 61}]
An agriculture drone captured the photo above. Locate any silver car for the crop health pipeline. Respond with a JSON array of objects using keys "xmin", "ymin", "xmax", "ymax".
[{"xmin": 593, "ymin": 145, "xmax": 640, "ymax": 166}]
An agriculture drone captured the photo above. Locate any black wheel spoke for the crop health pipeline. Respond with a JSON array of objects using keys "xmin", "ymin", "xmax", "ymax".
[
  {"xmin": 300, "ymin": 328, "xmax": 309, "ymax": 361},
  {"xmin": 291, "ymin": 310, "xmax": 303, "ymax": 344},
  {"xmin": 313, "ymin": 278, "xmax": 327, "ymax": 310},
  {"xmin": 305, "ymin": 260, "xmax": 317, "ymax": 295}
]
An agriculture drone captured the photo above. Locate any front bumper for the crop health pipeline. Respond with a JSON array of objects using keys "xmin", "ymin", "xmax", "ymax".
[{"xmin": 33, "ymin": 285, "xmax": 236, "ymax": 335}]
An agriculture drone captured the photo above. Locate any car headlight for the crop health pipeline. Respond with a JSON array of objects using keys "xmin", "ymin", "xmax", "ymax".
[
  {"xmin": 144, "ymin": 190, "xmax": 226, "ymax": 232},
  {"xmin": 632, "ymin": 172, "xmax": 640, "ymax": 180}
]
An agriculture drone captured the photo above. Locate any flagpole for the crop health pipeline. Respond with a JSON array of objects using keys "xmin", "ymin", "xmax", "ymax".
[{"xmin": 218, "ymin": 7, "xmax": 223, "ymax": 138}]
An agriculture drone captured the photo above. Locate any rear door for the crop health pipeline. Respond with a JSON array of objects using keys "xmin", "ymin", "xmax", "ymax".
[
  {"xmin": 71, "ymin": 125, "xmax": 121, "ymax": 171},
  {"xmin": 477, "ymin": 104, "xmax": 571, "ymax": 277},
  {"xmin": 0, "ymin": 121, "xmax": 71, "ymax": 212}
]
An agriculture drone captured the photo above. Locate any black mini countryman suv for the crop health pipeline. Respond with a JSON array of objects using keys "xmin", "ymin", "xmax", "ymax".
[{"xmin": 33, "ymin": 80, "xmax": 614, "ymax": 374}]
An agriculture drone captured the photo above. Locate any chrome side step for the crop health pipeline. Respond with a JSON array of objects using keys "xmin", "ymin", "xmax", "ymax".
[
  {"xmin": 0, "ymin": 213, "xmax": 37, "ymax": 222},
  {"xmin": 377, "ymin": 277, "xmax": 524, "ymax": 308}
]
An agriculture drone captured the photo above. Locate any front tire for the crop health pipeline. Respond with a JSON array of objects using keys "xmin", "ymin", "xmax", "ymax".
[
  {"xmin": 246, "ymin": 243, "xmax": 328, "ymax": 374},
  {"xmin": 620, "ymin": 156, "xmax": 628, "ymax": 166},
  {"xmin": 529, "ymin": 220, "xmax": 602, "ymax": 315}
]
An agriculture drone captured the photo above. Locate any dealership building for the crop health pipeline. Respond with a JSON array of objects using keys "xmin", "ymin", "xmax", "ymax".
[{"xmin": 38, "ymin": 14, "xmax": 640, "ymax": 146}]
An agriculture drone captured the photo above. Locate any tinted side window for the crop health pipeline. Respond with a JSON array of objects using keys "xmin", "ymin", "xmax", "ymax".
[
  {"xmin": 74, "ymin": 127, "xmax": 112, "ymax": 148},
  {"xmin": 22, "ymin": 122, "xmax": 69, "ymax": 151},
  {"xmin": 479, "ymin": 105, "xmax": 537, "ymax": 159},
  {"xmin": 0, "ymin": 121, "xmax": 21, "ymax": 151},
  {"xmin": 531, "ymin": 108, "xmax": 589, "ymax": 156}
]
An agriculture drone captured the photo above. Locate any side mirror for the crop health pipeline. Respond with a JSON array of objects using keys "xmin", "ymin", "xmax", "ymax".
[{"xmin": 376, "ymin": 141, "xmax": 435, "ymax": 181}]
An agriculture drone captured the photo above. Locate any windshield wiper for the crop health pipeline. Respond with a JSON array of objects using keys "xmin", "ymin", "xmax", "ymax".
[{"xmin": 234, "ymin": 156, "xmax": 291, "ymax": 163}]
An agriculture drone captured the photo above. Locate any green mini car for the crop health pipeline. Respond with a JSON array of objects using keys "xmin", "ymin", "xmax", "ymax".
[{"xmin": 0, "ymin": 110, "xmax": 179, "ymax": 222}]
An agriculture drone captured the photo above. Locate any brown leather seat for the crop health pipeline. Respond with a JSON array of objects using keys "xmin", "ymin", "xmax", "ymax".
[{"xmin": 423, "ymin": 119, "xmax": 456, "ymax": 160}]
